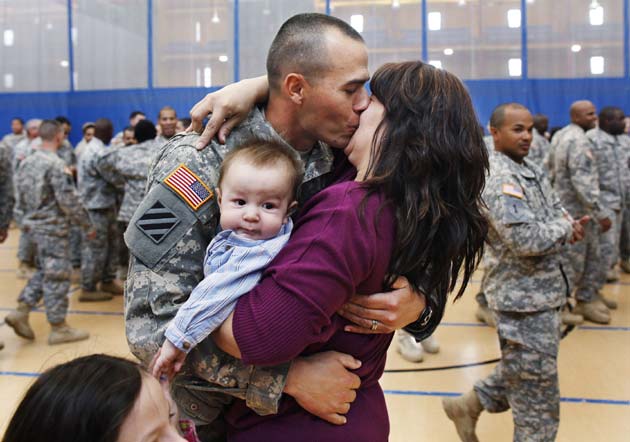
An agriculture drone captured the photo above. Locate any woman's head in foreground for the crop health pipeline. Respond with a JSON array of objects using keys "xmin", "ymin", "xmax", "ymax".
[
  {"xmin": 3, "ymin": 354, "xmax": 185, "ymax": 442},
  {"xmin": 350, "ymin": 61, "xmax": 488, "ymax": 320}
]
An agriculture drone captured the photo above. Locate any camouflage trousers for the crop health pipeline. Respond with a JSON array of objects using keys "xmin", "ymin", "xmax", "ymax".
[
  {"xmin": 598, "ymin": 210, "xmax": 623, "ymax": 274},
  {"xmin": 69, "ymin": 225, "xmax": 82, "ymax": 268},
  {"xmin": 475, "ymin": 309, "xmax": 561, "ymax": 442},
  {"xmin": 81, "ymin": 207, "xmax": 118, "ymax": 290},
  {"xmin": 564, "ymin": 222, "xmax": 602, "ymax": 302},
  {"xmin": 17, "ymin": 227, "xmax": 35, "ymax": 265},
  {"xmin": 18, "ymin": 232, "xmax": 71, "ymax": 324},
  {"xmin": 620, "ymin": 207, "xmax": 630, "ymax": 261}
]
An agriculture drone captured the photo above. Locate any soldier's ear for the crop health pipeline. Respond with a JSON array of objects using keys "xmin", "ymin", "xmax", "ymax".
[{"xmin": 284, "ymin": 73, "xmax": 306, "ymax": 105}]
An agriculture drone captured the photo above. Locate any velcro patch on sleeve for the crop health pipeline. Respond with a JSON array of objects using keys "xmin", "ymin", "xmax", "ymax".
[
  {"xmin": 163, "ymin": 164, "xmax": 213, "ymax": 210},
  {"xmin": 502, "ymin": 183, "xmax": 524, "ymax": 199}
]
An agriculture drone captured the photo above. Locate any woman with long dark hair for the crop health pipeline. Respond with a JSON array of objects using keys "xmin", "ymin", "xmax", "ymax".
[
  {"xmin": 211, "ymin": 60, "xmax": 489, "ymax": 441},
  {"xmin": 3, "ymin": 354, "xmax": 187, "ymax": 442}
]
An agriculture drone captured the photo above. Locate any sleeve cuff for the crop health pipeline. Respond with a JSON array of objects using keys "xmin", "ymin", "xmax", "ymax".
[
  {"xmin": 165, "ymin": 323, "xmax": 196, "ymax": 354},
  {"xmin": 245, "ymin": 362, "xmax": 290, "ymax": 416}
]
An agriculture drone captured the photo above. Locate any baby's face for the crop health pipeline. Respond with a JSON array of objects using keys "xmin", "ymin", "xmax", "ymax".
[{"xmin": 218, "ymin": 161, "xmax": 294, "ymax": 240}]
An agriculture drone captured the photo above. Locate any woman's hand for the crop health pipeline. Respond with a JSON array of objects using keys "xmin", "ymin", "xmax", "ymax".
[
  {"xmin": 188, "ymin": 75, "xmax": 270, "ymax": 149},
  {"xmin": 284, "ymin": 351, "xmax": 362, "ymax": 425},
  {"xmin": 337, "ymin": 277, "xmax": 426, "ymax": 334}
]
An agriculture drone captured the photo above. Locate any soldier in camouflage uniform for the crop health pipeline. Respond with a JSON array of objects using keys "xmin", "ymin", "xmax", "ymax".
[
  {"xmin": 552, "ymin": 101, "xmax": 613, "ymax": 324},
  {"xmin": 155, "ymin": 106, "xmax": 178, "ymax": 147},
  {"xmin": 4, "ymin": 120, "xmax": 94, "ymax": 345},
  {"xmin": 77, "ymin": 118, "xmax": 124, "ymax": 301},
  {"xmin": 587, "ymin": 107, "xmax": 629, "ymax": 289},
  {"xmin": 0, "ymin": 140, "xmax": 14, "ymax": 351},
  {"xmin": 443, "ymin": 104, "xmax": 585, "ymax": 442},
  {"xmin": 1, "ymin": 117, "xmax": 25, "ymax": 150},
  {"xmin": 127, "ymin": 14, "xmax": 429, "ymax": 440},
  {"xmin": 620, "ymin": 130, "xmax": 630, "ymax": 274},
  {"xmin": 13, "ymin": 119, "xmax": 41, "ymax": 278},
  {"xmin": 96, "ymin": 120, "xmax": 158, "ymax": 276}
]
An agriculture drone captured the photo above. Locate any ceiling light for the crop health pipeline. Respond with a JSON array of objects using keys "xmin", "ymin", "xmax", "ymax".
[
  {"xmin": 571, "ymin": 44, "xmax": 582, "ymax": 52},
  {"xmin": 4, "ymin": 73, "xmax": 14, "ymax": 88},
  {"xmin": 589, "ymin": 2, "xmax": 604, "ymax": 26},
  {"xmin": 392, "ymin": 0, "xmax": 400, "ymax": 8},
  {"xmin": 508, "ymin": 58, "xmax": 522, "ymax": 77},
  {"xmin": 195, "ymin": 22, "xmax": 201, "ymax": 42},
  {"xmin": 428, "ymin": 12, "xmax": 441, "ymax": 31},
  {"xmin": 204, "ymin": 67, "xmax": 212, "ymax": 87},
  {"xmin": 507, "ymin": 9, "xmax": 521, "ymax": 28},
  {"xmin": 444, "ymin": 48, "xmax": 454, "ymax": 55},
  {"xmin": 3, "ymin": 29, "xmax": 14, "ymax": 47},
  {"xmin": 350, "ymin": 15, "xmax": 364, "ymax": 33},
  {"xmin": 211, "ymin": 10, "xmax": 220, "ymax": 24},
  {"xmin": 590, "ymin": 56, "xmax": 604, "ymax": 74},
  {"xmin": 60, "ymin": 60, "xmax": 69, "ymax": 68},
  {"xmin": 429, "ymin": 60, "xmax": 442, "ymax": 69},
  {"xmin": 218, "ymin": 55, "xmax": 228, "ymax": 62}
]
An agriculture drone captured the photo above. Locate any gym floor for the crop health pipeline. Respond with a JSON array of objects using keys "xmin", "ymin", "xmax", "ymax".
[{"xmin": 1, "ymin": 227, "xmax": 628, "ymax": 441}]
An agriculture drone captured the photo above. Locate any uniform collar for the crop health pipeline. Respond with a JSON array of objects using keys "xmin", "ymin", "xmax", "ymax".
[{"xmin": 495, "ymin": 151, "xmax": 537, "ymax": 179}]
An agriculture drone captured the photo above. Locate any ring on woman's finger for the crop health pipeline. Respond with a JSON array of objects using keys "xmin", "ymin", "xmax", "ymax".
[{"xmin": 370, "ymin": 319, "xmax": 378, "ymax": 331}]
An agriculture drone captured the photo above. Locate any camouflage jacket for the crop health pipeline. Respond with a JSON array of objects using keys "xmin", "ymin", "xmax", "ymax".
[
  {"xmin": 586, "ymin": 128, "xmax": 629, "ymax": 216},
  {"xmin": 0, "ymin": 142, "xmax": 14, "ymax": 230},
  {"xmin": 125, "ymin": 107, "xmax": 334, "ymax": 415},
  {"xmin": 529, "ymin": 130, "xmax": 550, "ymax": 167},
  {"xmin": 77, "ymin": 138, "xmax": 118, "ymax": 210},
  {"xmin": 15, "ymin": 149, "xmax": 91, "ymax": 236},
  {"xmin": 1, "ymin": 132, "xmax": 25, "ymax": 150},
  {"xmin": 57, "ymin": 139, "xmax": 76, "ymax": 167},
  {"xmin": 552, "ymin": 124, "xmax": 605, "ymax": 220},
  {"xmin": 96, "ymin": 139, "xmax": 158, "ymax": 222},
  {"xmin": 483, "ymin": 152, "xmax": 573, "ymax": 312}
]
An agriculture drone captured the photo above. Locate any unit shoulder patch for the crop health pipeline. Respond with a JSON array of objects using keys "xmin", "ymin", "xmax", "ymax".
[{"xmin": 163, "ymin": 164, "xmax": 213, "ymax": 210}]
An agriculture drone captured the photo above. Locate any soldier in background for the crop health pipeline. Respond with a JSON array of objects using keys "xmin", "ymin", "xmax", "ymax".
[
  {"xmin": 97, "ymin": 120, "xmax": 157, "ymax": 279},
  {"xmin": 586, "ymin": 107, "xmax": 629, "ymax": 289},
  {"xmin": 155, "ymin": 106, "xmax": 178, "ymax": 146},
  {"xmin": 0, "ymin": 139, "xmax": 15, "ymax": 352},
  {"xmin": 77, "ymin": 118, "xmax": 123, "ymax": 301},
  {"xmin": 13, "ymin": 118, "xmax": 42, "ymax": 279},
  {"xmin": 111, "ymin": 110, "xmax": 146, "ymax": 146},
  {"xmin": 74, "ymin": 122, "xmax": 95, "ymax": 159},
  {"xmin": 443, "ymin": 103, "xmax": 586, "ymax": 442},
  {"xmin": 1, "ymin": 117, "xmax": 25, "ymax": 149},
  {"xmin": 617, "ymin": 115, "xmax": 630, "ymax": 274},
  {"xmin": 553, "ymin": 100, "xmax": 613, "ymax": 324},
  {"xmin": 533, "ymin": 113, "xmax": 550, "ymax": 140},
  {"xmin": 4, "ymin": 120, "xmax": 94, "ymax": 345}
]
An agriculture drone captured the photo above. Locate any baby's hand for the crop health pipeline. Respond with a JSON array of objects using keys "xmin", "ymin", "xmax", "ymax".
[{"xmin": 150, "ymin": 340, "xmax": 187, "ymax": 381}]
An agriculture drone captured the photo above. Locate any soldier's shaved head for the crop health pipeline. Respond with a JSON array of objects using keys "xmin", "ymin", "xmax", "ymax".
[
  {"xmin": 38, "ymin": 120, "xmax": 62, "ymax": 142},
  {"xmin": 489, "ymin": 103, "xmax": 529, "ymax": 130},
  {"xmin": 266, "ymin": 13, "xmax": 364, "ymax": 92},
  {"xmin": 570, "ymin": 100, "xmax": 597, "ymax": 131}
]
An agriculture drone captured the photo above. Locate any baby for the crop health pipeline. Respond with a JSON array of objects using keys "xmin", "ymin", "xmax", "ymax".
[{"xmin": 152, "ymin": 140, "xmax": 304, "ymax": 379}]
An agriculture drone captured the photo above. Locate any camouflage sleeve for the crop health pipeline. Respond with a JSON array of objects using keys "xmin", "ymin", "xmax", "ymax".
[
  {"xmin": 0, "ymin": 144, "xmax": 14, "ymax": 230},
  {"xmin": 484, "ymin": 174, "xmax": 573, "ymax": 257},
  {"xmin": 51, "ymin": 164, "xmax": 91, "ymax": 230},
  {"xmin": 568, "ymin": 142, "xmax": 605, "ymax": 220},
  {"xmin": 95, "ymin": 148, "xmax": 125, "ymax": 190}
]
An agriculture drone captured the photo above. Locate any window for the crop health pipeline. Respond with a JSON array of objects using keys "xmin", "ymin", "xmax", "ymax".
[
  {"xmin": 72, "ymin": 0, "xmax": 148, "ymax": 90},
  {"xmin": 528, "ymin": 0, "xmax": 624, "ymax": 78},
  {"xmin": 330, "ymin": 0, "xmax": 422, "ymax": 76},
  {"xmin": 153, "ymin": 0, "xmax": 233, "ymax": 88},
  {"xmin": 0, "ymin": 0, "xmax": 69, "ymax": 92},
  {"xmin": 426, "ymin": 0, "xmax": 522, "ymax": 79}
]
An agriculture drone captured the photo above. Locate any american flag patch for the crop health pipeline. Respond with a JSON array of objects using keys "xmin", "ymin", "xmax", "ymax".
[
  {"xmin": 502, "ymin": 183, "xmax": 524, "ymax": 199},
  {"xmin": 163, "ymin": 164, "xmax": 213, "ymax": 210}
]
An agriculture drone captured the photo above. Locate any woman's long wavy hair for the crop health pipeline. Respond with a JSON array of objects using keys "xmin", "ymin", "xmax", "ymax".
[{"xmin": 364, "ymin": 61, "xmax": 488, "ymax": 320}]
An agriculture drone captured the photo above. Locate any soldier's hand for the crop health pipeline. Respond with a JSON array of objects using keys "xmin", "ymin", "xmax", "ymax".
[
  {"xmin": 0, "ymin": 228, "xmax": 7, "ymax": 243},
  {"xmin": 188, "ymin": 76, "xmax": 269, "ymax": 149},
  {"xmin": 570, "ymin": 216, "xmax": 590, "ymax": 243},
  {"xmin": 284, "ymin": 351, "xmax": 361, "ymax": 425},
  {"xmin": 337, "ymin": 276, "xmax": 426, "ymax": 334},
  {"xmin": 598, "ymin": 217, "xmax": 612, "ymax": 233}
]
